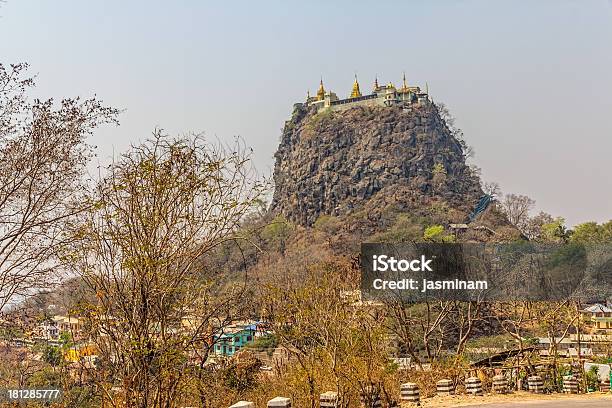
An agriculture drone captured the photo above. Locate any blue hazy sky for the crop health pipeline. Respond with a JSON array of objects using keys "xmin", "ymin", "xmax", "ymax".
[{"xmin": 1, "ymin": 0, "xmax": 611, "ymax": 226}]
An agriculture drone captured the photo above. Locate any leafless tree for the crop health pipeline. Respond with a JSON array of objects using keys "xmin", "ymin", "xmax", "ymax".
[
  {"xmin": 499, "ymin": 194, "xmax": 535, "ymax": 233},
  {"xmin": 522, "ymin": 211, "xmax": 555, "ymax": 240},
  {"xmin": 70, "ymin": 131, "xmax": 264, "ymax": 408},
  {"xmin": 482, "ymin": 181, "xmax": 501, "ymax": 199},
  {"xmin": 262, "ymin": 263, "xmax": 393, "ymax": 408},
  {"xmin": 436, "ymin": 102, "xmax": 474, "ymax": 160},
  {"xmin": 534, "ymin": 301, "xmax": 579, "ymax": 389},
  {"xmin": 491, "ymin": 301, "xmax": 537, "ymax": 375},
  {"xmin": 452, "ymin": 299, "xmax": 486, "ymax": 357},
  {"xmin": 0, "ymin": 63, "xmax": 118, "ymax": 311},
  {"xmin": 385, "ymin": 299, "xmax": 455, "ymax": 365}
]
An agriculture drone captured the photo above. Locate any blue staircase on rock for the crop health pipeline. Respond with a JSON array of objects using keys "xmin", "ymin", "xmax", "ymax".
[{"xmin": 468, "ymin": 194, "xmax": 492, "ymax": 223}]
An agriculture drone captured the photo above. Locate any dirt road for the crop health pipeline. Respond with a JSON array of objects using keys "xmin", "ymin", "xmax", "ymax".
[
  {"xmin": 462, "ymin": 397, "xmax": 611, "ymax": 408},
  {"xmin": 417, "ymin": 393, "xmax": 612, "ymax": 408}
]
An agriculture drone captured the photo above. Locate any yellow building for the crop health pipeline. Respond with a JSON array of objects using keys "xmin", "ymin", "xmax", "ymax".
[
  {"xmin": 64, "ymin": 343, "xmax": 98, "ymax": 363},
  {"xmin": 582, "ymin": 304, "xmax": 612, "ymax": 333}
]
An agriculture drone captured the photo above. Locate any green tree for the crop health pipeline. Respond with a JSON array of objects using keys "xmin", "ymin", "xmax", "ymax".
[
  {"xmin": 372, "ymin": 214, "xmax": 423, "ymax": 243},
  {"xmin": 432, "ymin": 163, "xmax": 447, "ymax": 192},
  {"xmin": 42, "ymin": 345, "xmax": 63, "ymax": 367},
  {"xmin": 313, "ymin": 214, "xmax": 342, "ymax": 236},
  {"xmin": 262, "ymin": 215, "xmax": 294, "ymax": 253},
  {"xmin": 585, "ymin": 366, "xmax": 600, "ymax": 391},
  {"xmin": 571, "ymin": 221, "xmax": 612, "ymax": 243},
  {"xmin": 423, "ymin": 225, "xmax": 455, "ymax": 243},
  {"xmin": 59, "ymin": 331, "xmax": 73, "ymax": 351},
  {"xmin": 539, "ymin": 217, "xmax": 570, "ymax": 243}
]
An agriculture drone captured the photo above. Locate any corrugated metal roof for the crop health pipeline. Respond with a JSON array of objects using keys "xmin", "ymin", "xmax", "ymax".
[{"xmin": 583, "ymin": 303, "xmax": 612, "ymax": 313}]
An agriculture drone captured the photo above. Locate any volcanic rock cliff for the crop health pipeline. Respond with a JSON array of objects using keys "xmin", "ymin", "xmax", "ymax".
[{"xmin": 271, "ymin": 103, "xmax": 484, "ymax": 227}]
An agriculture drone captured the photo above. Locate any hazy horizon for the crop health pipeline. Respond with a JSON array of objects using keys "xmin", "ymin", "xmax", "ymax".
[{"xmin": 1, "ymin": 0, "xmax": 611, "ymax": 226}]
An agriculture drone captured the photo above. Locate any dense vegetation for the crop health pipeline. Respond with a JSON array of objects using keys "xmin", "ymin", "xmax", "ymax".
[{"xmin": 1, "ymin": 62, "xmax": 610, "ymax": 407}]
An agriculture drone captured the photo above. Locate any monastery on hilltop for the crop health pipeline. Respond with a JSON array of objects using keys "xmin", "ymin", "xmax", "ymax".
[{"xmin": 301, "ymin": 74, "xmax": 431, "ymax": 112}]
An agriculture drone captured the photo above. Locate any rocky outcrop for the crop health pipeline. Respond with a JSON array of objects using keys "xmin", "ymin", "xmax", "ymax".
[{"xmin": 271, "ymin": 103, "xmax": 483, "ymax": 226}]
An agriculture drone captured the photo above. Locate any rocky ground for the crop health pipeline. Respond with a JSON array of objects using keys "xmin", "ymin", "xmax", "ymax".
[{"xmin": 271, "ymin": 104, "xmax": 483, "ymax": 227}]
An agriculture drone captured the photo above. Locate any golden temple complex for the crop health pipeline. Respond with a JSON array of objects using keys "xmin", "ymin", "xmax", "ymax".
[{"xmin": 302, "ymin": 73, "xmax": 430, "ymax": 112}]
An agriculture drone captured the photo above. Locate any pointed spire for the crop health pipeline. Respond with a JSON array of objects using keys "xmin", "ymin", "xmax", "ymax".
[
  {"xmin": 402, "ymin": 72, "xmax": 408, "ymax": 90},
  {"xmin": 426, "ymin": 81, "xmax": 429, "ymax": 95},
  {"xmin": 316, "ymin": 77, "xmax": 325, "ymax": 101},
  {"xmin": 373, "ymin": 74, "xmax": 379, "ymax": 91},
  {"xmin": 306, "ymin": 90, "xmax": 311, "ymax": 101},
  {"xmin": 350, "ymin": 73, "xmax": 362, "ymax": 98}
]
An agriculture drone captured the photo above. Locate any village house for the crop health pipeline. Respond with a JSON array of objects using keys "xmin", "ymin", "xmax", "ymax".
[
  {"xmin": 537, "ymin": 333, "xmax": 612, "ymax": 357},
  {"xmin": 35, "ymin": 315, "xmax": 84, "ymax": 341},
  {"xmin": 53, "ymin": 315, "xmax": 83, "ymax": 334},
  {"xmin": 36, "ymin": 319, "xmax": 60, "ymax": 340},
  {"xmin": 212, "ymin": 322, "xmax": 269, "ymax": 358},
  {"xmin": 581, "ymin": 303, "xmax": 612, "ymax": 334}
]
